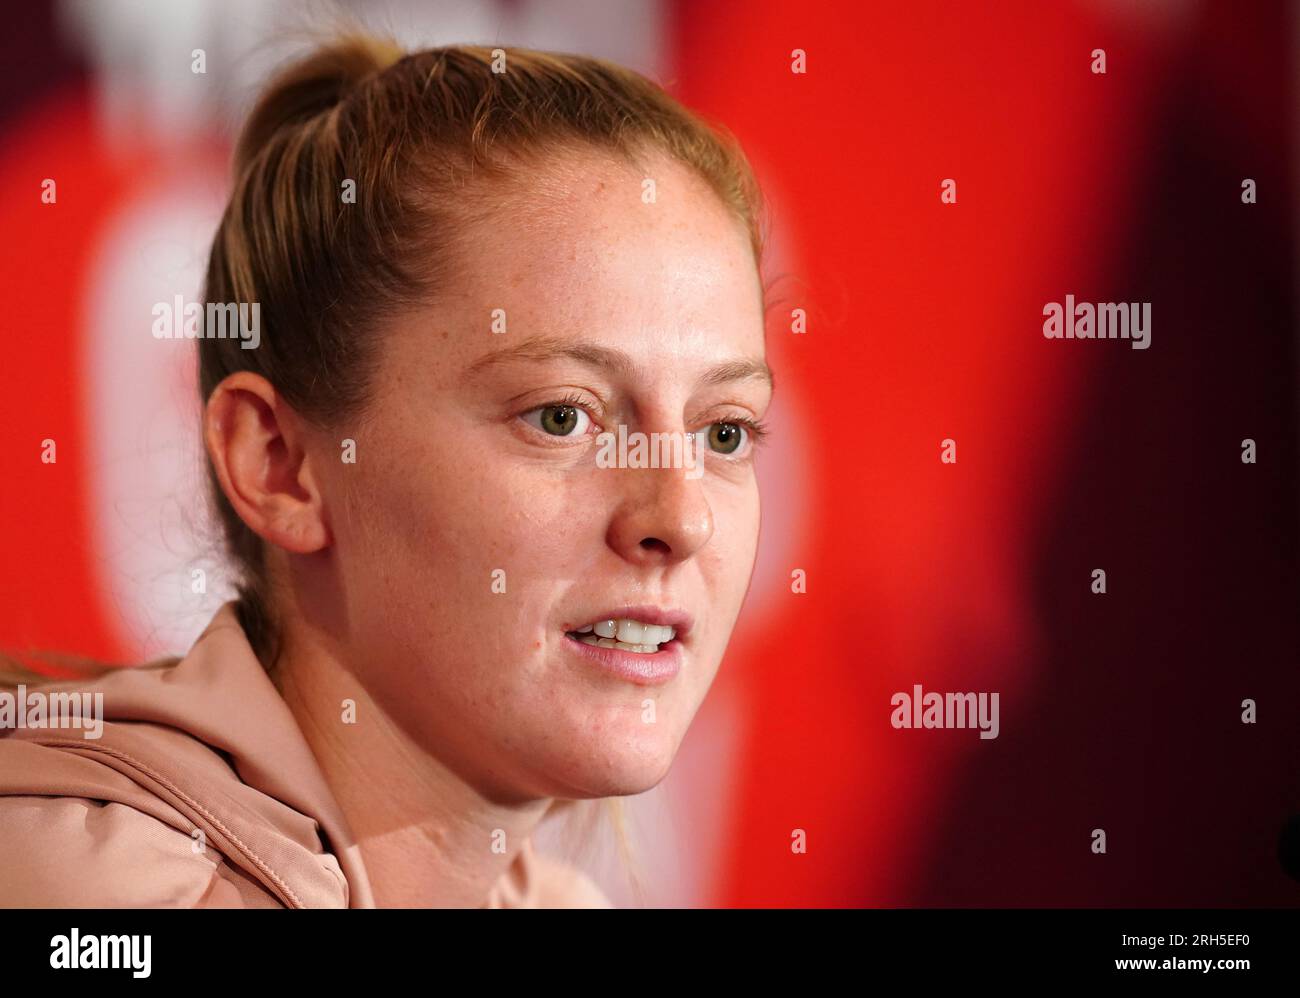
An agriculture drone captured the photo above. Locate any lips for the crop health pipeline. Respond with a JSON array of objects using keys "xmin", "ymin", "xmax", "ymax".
[{"xmin": 563, "ymin": 605, "xmax": 693, "ymax": 655}]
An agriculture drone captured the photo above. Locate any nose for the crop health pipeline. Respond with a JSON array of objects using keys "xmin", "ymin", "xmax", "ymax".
[{"xmin": 606, "ymin": 461, "xmax": 714, "ymax": 566}]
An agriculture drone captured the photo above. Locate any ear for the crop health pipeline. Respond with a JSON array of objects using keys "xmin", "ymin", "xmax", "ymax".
[{"xmin": 204, "ymin": 372, "xmax": 330, "ymax": 555}]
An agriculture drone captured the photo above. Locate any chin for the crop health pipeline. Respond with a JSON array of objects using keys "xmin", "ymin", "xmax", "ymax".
[{"xmin": 544, "ymin": 725, "xmax": 680, "ymax": 798}]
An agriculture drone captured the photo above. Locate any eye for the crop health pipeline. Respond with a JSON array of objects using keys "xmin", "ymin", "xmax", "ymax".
[
  {"xmin": 705, "ymin": 421, "xmax": 747, "ymax": 454},
  {"xmin": 521, "ymin": 403, "xmax": 593, "ymax": 437}
]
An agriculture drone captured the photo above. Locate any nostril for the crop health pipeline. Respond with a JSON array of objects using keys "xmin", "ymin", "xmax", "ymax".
[{"xmin": 639, "ymin": 537, "xmax": 670, "ymax": 553}]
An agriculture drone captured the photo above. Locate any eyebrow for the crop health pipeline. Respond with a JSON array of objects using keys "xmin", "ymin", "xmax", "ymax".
[{"xmin": 465, "ymin": 333, "xmax": 774, "ymax": 390}]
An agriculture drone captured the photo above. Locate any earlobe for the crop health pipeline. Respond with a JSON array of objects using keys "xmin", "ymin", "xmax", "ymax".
[{"xmin": 204, "ymin": 372, "xmax": 331, "ymax": 556}]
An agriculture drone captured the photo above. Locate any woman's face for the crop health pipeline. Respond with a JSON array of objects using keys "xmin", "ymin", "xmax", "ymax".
[{"xmin": 315, "ymin": 148, "xmax": 771, "ymax": 802}]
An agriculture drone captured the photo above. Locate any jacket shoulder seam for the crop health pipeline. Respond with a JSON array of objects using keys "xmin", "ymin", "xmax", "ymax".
[{"xmin": 22, "ymin": 737, "xmax": 304, "ymax": 908}]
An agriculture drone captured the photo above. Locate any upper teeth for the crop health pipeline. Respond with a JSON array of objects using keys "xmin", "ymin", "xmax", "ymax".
[{"xmin": 574, "ymin": 618, "xmax": 676, "ymax": 644}]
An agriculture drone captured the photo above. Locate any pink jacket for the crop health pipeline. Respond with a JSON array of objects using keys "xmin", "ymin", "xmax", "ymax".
[{"xmin": 0, "ymin": 604, "xmax": 612, "ymax": 908}]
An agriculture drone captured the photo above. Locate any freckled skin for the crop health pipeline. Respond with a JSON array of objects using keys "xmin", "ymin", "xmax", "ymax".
[{"xmin": 307, "ymin": 147, "xmax": 771, "ymax": 802}]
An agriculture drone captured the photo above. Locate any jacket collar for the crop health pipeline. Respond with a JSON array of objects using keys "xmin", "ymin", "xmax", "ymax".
[{"xmin": 0, "ymin": 602, "xmax": 373, "ymax": 907}]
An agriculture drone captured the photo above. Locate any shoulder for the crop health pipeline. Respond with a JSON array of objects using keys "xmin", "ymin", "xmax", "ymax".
[{"xmin": 0, "ymin": 795, "xmax": 279, "ymax": 908}]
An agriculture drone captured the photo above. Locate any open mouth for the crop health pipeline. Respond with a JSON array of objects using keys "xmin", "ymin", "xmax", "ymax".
[{"xmin": 564, "ymin": 617, "xmax": 678, "ymax": 655}]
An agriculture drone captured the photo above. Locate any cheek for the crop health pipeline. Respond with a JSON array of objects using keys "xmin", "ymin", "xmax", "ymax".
[
  {"xmin": 702, "ymin": 476, "xmax": 761, "ymax": 594},
  {"xmin": 330, "ymin": 438, "xmax": 588, "ymax": 732},
  {"xmin": 336, "ymin": 431, "xmax": 591, "ymax": 635},
  {"xmin": 692, "ymin": 478, "xmax": 761, "ymax": 669}
]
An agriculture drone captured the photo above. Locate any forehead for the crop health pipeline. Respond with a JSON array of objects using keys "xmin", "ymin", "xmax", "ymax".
[{"xmin": 437, "ymin": 146, "xmax": 766, "ymax": 369}]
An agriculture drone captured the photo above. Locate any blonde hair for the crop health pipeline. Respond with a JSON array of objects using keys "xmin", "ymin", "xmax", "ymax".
[{"xmin": 197, "ymin": 30, "xmax": 768, "ymax": 904}]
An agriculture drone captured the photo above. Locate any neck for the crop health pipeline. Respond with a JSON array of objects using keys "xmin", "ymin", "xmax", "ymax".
[{"xmin": 272, "ymin": 617, "xmax": 553, "ymax": 907}]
